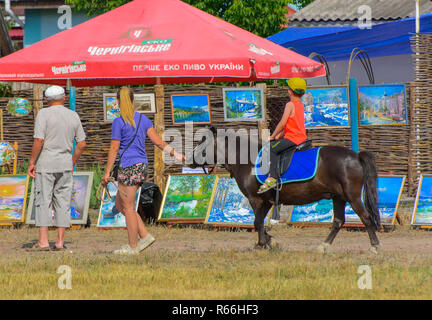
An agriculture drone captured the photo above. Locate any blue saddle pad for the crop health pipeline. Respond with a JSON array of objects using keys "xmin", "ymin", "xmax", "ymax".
[{"xmin": 255, "ymin": 147, "xmax": 321, "ymax": 184}]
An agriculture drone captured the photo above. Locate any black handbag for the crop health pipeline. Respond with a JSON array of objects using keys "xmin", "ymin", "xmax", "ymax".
[{"xmin": 112, "ymin": 115, "xmax": 142, "ymax": 180}]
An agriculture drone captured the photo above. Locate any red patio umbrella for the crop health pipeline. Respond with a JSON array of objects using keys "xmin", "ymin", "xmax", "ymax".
[{"xmin": 0, "ymin": 0, "xmax": 325, "ymax": 86}]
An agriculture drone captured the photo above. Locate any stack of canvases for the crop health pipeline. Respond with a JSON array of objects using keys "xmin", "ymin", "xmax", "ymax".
[{"xmin": 0, "ymin": 97, "xmax": 31, "ymax": 226}]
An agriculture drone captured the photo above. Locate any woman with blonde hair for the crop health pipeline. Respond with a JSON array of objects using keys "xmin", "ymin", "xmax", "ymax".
[{"xmin": 102, "ymin": 87, "xmax": 185, "ymax": 255}]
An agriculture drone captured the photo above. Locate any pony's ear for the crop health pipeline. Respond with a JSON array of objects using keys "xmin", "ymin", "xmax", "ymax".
[{"xmin": 208, "ymin": 125, "xmax": 217, "ymax": 135}]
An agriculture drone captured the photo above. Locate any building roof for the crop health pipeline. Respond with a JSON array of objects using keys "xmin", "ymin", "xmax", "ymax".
[
  {"xmin": 9, "ymin": 0, "xmax": 66, "ymax": 8},
  {"xmin": 290, "ymin": 0, "xmax": 432, "ymax": 26}
]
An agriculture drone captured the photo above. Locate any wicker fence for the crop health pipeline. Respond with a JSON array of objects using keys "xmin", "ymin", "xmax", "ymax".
[
  {"xmin": 1, "ymin": 81, "xmax": 416, "ymax": 196},
  {"xmin": 410, "ymin": 33, "xmax": 432, "ymax": 196}
]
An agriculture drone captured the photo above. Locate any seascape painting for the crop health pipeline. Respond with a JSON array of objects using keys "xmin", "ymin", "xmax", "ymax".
[
  {"xmin": 171, "ymin": 94, "xmax": 211, "ymax": 124},
  {"xmin": 223, "ymin": 87, "xmax": 264, "ymax": 121},
  {"xmin": 359, "ymin": 84, "xmax": 407, "ymax": 126},
  {"xmin": 134, "ymin": 93, "xmax": 155, "ymax": 113},
  {"xmin": 0, "ymin": 141, "xmax": 16, "ymax": 167},
  {"xmin": 345, "ymin": 176, "xmax": 405, "ymax": 225},
  {"xmin": 412, "ymin": 175, "xmax": 432, "ymax": 226},
  {"xmin": 8, "ymin": 98, "xmax": 32, "ymax": 117},
  {"xmin": 0, "ymin": 175, "xmax": 29, "ymax": 223},
  {"xmin": 26, "ymin": 172, "xmax": 93, "ymax": 225},
  {"xmin": 289, "ymin": 199, "xmax": 334, "ymax": 224},
  {"xmin": 289, "ymin": 176, "xmax": 405, "ymax": 225},
  {"xmin": 205, "ymin": 176, "xmax": 270, "ymax": 226},
  {"xmin": 301, "ymin": 86, "xmax": 349, "ymax": 128},
  {"xmin": 97, "ymin": 183, "xmax": 141, "ymax": 228},
  {"xmin": 103, "ymin": 93, "xmax": 120, "ymax": 121},
  {"xmin": 158, "ymin": 175, "xmax": 217, "ymax": 221}
]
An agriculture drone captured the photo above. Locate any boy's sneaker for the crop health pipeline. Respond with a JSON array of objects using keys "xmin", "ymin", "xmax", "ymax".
[
  {"xmin": 113, "ymin": 244, "xmax": 139, "ymax": 255},
  {"xmin": 138, "ymin": 234, "xmax": 155, "ymax": 252}
]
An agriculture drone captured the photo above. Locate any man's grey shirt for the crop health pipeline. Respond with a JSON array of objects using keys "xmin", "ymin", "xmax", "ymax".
[{"xmin": 34, "ymin": 105, "xmax": 86, "ymax": 173}]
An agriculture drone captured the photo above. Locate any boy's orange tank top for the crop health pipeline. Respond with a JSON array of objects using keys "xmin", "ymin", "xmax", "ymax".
[{"xmin": 283, "ymin": 100, "xmax": 307, "ymax": 145}]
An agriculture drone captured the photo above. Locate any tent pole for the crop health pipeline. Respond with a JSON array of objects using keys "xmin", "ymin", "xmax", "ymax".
[
  {"xmin": 349, "ymin": 78, "xmax": 359, "ymax": 153},
  {"xmin": 67, "ymin": 79, "xmax": 77, "ymax": 171},
  {"xmin": 415, "ymin": 0, "xmax": 420, "ymax": 34}
]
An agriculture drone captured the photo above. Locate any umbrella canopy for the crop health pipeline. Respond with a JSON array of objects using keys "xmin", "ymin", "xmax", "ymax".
[{"xmin": 0, "ymin": 0, "xmax": 325, "ymax": 87}]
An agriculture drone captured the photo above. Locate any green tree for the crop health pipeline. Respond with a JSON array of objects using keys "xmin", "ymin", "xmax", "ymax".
[{"xmin": 66, "ymin": 0, "xmax": 300, "ymax": 37}]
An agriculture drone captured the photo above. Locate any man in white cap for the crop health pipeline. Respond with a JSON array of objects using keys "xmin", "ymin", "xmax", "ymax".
[{"xmin": 27, "ymin": 85, "xmax": 86, "ymax": 251}]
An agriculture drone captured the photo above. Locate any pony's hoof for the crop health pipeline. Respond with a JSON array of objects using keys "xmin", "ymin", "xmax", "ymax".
[
  {"xmin": 317, "ymin": 243, "xmax": 331, "ymax": 254},
  {"xmin": 369, "ymin": 246, "xmax": 380, "ymax": 255},
  {"xmin": 254, "ymin": 243, "xmax": 272, "ymax": 250}
]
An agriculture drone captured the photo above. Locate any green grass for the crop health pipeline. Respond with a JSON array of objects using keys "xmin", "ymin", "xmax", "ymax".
[
  {"xmin": 1, "ymin": 222, "xmax": 432, "ymax": 300},
  {"xmin": 1, "ymin": 248, "xmax": 432, "ymax": 300}
]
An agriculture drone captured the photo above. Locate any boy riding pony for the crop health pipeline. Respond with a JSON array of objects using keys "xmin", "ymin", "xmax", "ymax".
[{"xmin": 258, "ymin": 77, "xmax": 308, "ymax": 194}]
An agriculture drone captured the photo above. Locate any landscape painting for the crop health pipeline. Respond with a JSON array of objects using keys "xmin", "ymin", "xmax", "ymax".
[
  {"xmin": 97, "ymin": 183, "xmax": 141, "ymax": 228},
  {"xmin": 8, "ymin": 98, "xmax": 32, "ymax": 117},
  {"xmin": 0, "ymin": 141, "xmax": 16, "ymax": 167},
  {"xmin": 171, "ymin": 94, "xmax": 211, "ymax": 125},
  {"xmin": 301, "ymin": 86, "xmax": 349, "ymax": 128},
  {"xmin": 134, "ymin": 93, "xmax": 155, "ymax": 113},
  {"xmin": 26, "ymin": 172, "xmax": 94, "ymax": 225},
  {"xmin": 0, "ymin": 175, "xmax": 29, "ymax": 223},
  {"xmin": 412, "ymin": 175, "xmax": 432, "ymax": 226},
  {"xmin": 205, "ymin": 176, "xmax": 270, "ymax": 226},
  {"xmin": 358, "ymin": 84, "xmax": 407, "ymax": 126},
  {"xmin": 345, "ymin": 176, "xmax": 405, "ymax": 225},
  {"xmin": 158, "ymin": 175, "xmax": 217, "ymax": 221},
  {"xmin": 103, "ymin": 93, "xmax": 120, "ymax": 122},
  {"xmin": 289, "ymin": 199, "xmax": 334, "ymax": 224},
  {"xmin": 223, "ymin": 87, "xmax": 264, "ymax": 122}
]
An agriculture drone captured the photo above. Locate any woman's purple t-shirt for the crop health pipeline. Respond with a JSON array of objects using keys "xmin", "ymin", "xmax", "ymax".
[{"xmin": 111, "ymin": 112, "xmax": 153, "ymax": 168}]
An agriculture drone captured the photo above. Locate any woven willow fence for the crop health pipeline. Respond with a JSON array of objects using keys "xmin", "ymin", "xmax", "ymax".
[
  {"xmin": 410, "ymin": 33, "xmax": 432, "ymax": 195},
  {"xmin": 1, "ymin": 81, "xmax": 415, "ymax": 195}
]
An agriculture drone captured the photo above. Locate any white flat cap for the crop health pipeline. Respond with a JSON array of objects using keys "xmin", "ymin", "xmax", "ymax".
[{"xmin": 45, "ymin": 85, "xmax": 65, "ymax": 99}]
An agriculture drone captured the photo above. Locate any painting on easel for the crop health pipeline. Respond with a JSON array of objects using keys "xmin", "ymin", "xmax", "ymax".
[{"xmin": 0, "ymin": 175, "xmax": 29, "ymax": 223}]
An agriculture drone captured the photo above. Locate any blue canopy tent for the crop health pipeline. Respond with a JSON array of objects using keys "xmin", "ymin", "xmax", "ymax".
[{"xmin": 268, "ymin": 13, "xmax": 432, "ymax": 61}]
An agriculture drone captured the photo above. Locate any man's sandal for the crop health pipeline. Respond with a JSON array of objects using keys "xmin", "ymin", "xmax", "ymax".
[{"xmin": 26, "ymin": 243, "xmax": 51, "ymax": 252}]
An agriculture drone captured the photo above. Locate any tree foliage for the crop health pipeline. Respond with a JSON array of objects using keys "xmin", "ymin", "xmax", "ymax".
[{"xmin": 65, "ymin": 0, "xmax": 320, "ymax": 37}]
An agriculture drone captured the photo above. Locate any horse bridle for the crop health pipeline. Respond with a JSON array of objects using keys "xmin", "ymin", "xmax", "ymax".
[{"xmin": 191, "ymin": 143, "xmax": 217, "ymax": 175}]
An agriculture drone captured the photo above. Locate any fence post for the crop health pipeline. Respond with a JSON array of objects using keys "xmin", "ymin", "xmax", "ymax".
[
  {"xmin": 256, "ymin": 83, "xmax": 269, "ymax": 142},
  {"xmin": 349, "ymin": 78, "xmax": 359, "ymax": 153},
  {"xmin": 154, "ymin": 84, "xmax": 165, "ymax": 192}
]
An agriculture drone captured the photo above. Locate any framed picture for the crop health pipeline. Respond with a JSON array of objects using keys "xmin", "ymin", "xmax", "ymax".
[
  {"xmin": 301, "ymin": 86, "xmax": 350, "ymax": 128},
  {"xmin": 288, "ymin": 175, "xmax": 405, "ymax": 226},
  {"xmin": 97, "ymin": 182, "xmax": 141, "ymax": 228},
  {"xmin": 222, "ymin": 87, "xmax": 265, "ymax": 122},
  {"xmin": 134, "ymin": 93, "xmax": 155, "ymax": 113},
  {"xmin": 26, "ymin": 172, "xmax": 94, "ymax": 225},
  {"xmin": 170, "ymin": 94, "xmax": 211, "ymax": 125},
  {"xmin": 358, "ymin": 84, "xmax": 407, "ymax": 126},
  {"xmin": 158, "ymin": 174, "xmax": 217, "ymax": 222},
  {"xmin": 0, "ymin": 174, "xmax": 29, "ymax": 223},
  {"xmin": 103, "ymin": 93, "xmax": 120, "ymax": 122},
  {"xmin": 288, "ymin": 199, "xmax": 334, "ymax": 224},
  {"xmin": 7, "ymin": 98, "xmax": 32, "ymax": 117},
  {"xmin": 0, "ymin": 141, "xmax": 16, "ymax": 167},
  {"xmin": 412, "ymin": 174, "xmax": 432, "ymax": 226},
  {"xmin": 205, "ymin": 175, "xmax": 270, "ymax": 226}
]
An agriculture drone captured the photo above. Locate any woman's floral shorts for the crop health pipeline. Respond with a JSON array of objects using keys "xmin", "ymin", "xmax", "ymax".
[{"xmin": 117, "ymin": 163, "xmax": 148, "ymax": 186}]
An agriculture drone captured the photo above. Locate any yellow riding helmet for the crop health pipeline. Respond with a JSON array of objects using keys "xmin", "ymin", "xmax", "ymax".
[{"xmin": 287, "ymin": 77, "xmax": 307, "ymax": 95}]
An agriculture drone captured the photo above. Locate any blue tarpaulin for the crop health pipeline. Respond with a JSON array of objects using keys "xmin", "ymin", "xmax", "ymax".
[{"xmin": 268, "ymin": 14, "xmax": 432, "ymax": 61}]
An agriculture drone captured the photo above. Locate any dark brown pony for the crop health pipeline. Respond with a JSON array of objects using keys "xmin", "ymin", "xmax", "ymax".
[{"xmin": 190, "ymin": 126, "xmax": 381, "ymax": 254}]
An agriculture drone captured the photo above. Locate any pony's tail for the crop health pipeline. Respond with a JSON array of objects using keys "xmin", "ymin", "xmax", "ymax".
[{"xmin": 358, "ymin": 151, "xmax": 380, "ymax": 231}]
